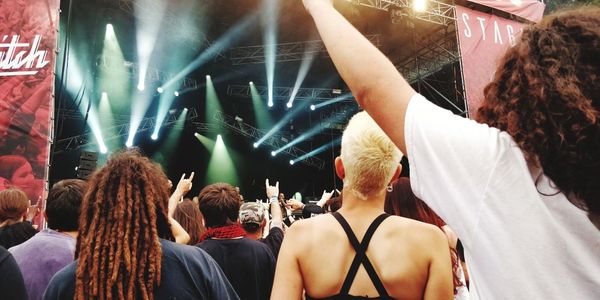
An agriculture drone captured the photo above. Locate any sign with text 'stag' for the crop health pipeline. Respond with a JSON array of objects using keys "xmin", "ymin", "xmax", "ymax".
[{"xmin": 456, "ymin": 5, "xmax": 527, "ymax": 116}]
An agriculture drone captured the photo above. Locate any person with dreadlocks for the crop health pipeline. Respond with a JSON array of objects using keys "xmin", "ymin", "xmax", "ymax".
[
  {"xmin": 197, "ymin": 182, "xmax": 276, "ymax": 300},
  {"xmin": 304, "ymin": 0, "xmax": 600, "ymax": 299},
  {"xmin": 43, "ymin": 150, "xmax": 239, "ymax": 300}
]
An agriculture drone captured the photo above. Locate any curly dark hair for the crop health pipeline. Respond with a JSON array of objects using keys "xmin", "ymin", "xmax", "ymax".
[
  {"xmin": 75, "ymin": 149, "xmax": 173, "ymax": 300},
  {"xmin": 476, "ymin": 7, "xmax": 600, "ymax": 214}
]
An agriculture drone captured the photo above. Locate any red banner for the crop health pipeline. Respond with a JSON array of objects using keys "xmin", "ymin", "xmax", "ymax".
[
  {"xmin": 0, "ymin": 0, "xmax": 59, "ymax": 216},
  {"xmin": 467, "ymin": 0, "xmax": 545, "ymax": 23},
  {"xmin": 456, "ymin": 5, "xmax": 527, "ymax": 115}
]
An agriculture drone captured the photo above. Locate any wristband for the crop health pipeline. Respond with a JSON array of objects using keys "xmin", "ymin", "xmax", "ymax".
[{"xmin": 269, "ymin": 196, "xmax": 278, "ymax": 204}]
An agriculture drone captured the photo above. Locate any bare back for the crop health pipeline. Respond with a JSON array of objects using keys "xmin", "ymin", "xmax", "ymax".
[{"xmin": 271, "ymin": 211, "xmax": 453, "ymax": 300}]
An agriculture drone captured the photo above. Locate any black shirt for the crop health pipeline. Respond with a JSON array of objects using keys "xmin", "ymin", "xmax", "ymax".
[
  {"xmin": 0, "ymin": 246, "xmax": 27, "ymax": 300},
  {"xmin": 43, "ymin": 239, "xmax": 239, "ymax": 300},
  {"xmin": 198, "ymin": 238, "xmax": 275, "ymax": 300},
  {"xmin": 259, "ymin": 226, "xmax": 284, "ymax": 259},
  {"xmin": 0, "ymin": 222, "xmax": 38, "ymax": 249}
]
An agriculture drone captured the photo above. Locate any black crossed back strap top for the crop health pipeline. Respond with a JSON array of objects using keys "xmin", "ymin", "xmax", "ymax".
[{"xmin": 305, "ymin": 212, "xmax": 395, "ymax": 300}]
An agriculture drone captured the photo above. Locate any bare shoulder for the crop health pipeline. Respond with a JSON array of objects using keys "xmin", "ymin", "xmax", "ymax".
[{"xmin": 383, "ymin": 216, "xmax": 447, "ymax": 247}]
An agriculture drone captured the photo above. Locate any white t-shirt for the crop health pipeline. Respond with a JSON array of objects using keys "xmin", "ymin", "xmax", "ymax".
[{"xmin": 405, "ymin": 94, "xmax": 600, "ymax": 300}]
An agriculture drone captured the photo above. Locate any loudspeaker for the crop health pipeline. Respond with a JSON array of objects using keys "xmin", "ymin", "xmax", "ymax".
[{"xmin": 77, "ymin": 151, "xmax": 99, "ymax": 179}]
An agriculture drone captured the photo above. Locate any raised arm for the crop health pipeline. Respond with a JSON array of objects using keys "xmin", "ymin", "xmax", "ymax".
[{"xmin": 304, "ymin": 0, "xmax": 415, "ymax": 154}]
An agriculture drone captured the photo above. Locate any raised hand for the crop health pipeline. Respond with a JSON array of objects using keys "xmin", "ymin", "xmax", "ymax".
[
  {"xmin": 265, "ymin": 179, "xmax": 279, "ymax": 199},
  {"xmin": 175, "ymin": 172, "xmax": 194, "ymax": 195}
]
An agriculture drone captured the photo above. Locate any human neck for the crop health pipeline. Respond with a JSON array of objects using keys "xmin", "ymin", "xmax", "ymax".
[
  {"xmin": 245, "ymin": 230, "xmax": 262, "ymax": 240},
  {"xmin": 0, "ymin": 219, "xmax": 23, "ymax": 228},
  {"xmin": 337, "ymin": 189, "xmax": 386, "ymax": 217},
  {"xmin": 54, "ymin": 230, "xmax": 78, "ymax": 239}
]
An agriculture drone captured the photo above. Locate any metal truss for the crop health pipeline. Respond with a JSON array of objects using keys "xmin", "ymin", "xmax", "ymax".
[
  {"xmin": 212, "ymin": 111, "xmax": 326, "ymax": 170},
  {"xmin": 344, "ymin": 0, "xmax": 455, "ymax": 26},
  {"xmin": 227, "ymin": 84, "xmax": 353, "ymax": 102},
  {"xmin": 229, "ymin": 35, "xmax": 381, "ymax": 65},
  {"xmin": 396, "ymin": 27, "xmax": 459, "ymax": 83},
  {"xmin": 54, "ymin": 109, "xmax": 202, "ymax": 153},
  {"xmin": 96, "ymin": 56, "xmax": 201, "ymax": 91}
]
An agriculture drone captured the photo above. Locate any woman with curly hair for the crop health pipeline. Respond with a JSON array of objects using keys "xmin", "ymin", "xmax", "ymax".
[
  {"xmin": 304, "ymin": 0, "xmax": 599, "ymax": 299},
  {"xmin": 44, "ymin": 150, "xmax": 238, "ymax": 300}
]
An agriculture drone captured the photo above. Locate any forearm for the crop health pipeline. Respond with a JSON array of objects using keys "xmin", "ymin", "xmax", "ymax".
[
  {"xmin": 168, "ymin": 191, "xmax": 183, "ymax": 218},
  {"xmin": 270, "ymin": 202, "xmax": 283, "ymax": 224},
  {"xmin": 169, "ymin": 217, "xmax": 190, "ymax": 244},
  {"xmin": 307, "ymin": 2, "xmax": 414, "ymax": 153}
]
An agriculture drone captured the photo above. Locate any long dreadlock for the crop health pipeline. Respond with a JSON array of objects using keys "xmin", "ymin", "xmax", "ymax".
[{"xmin": 75, "ymin": 150, "xmax": 174, "ymax": 300}]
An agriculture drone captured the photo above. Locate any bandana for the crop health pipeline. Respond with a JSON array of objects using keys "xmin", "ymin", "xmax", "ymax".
[{"xmin": 198, "ymin": 224, "xmax": 247, "ymax": 243}]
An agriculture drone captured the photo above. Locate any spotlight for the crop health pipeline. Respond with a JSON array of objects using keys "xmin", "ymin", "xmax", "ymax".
[
  {"xmin": 101, "ymin": 91, "xmax": 108, "ymax": 97},
  {"xmin": 99, "ymin": 145, "xmax": 108, "ymax": 154},
  {"xmin": 183, "ymin": 107, "xmax": 188, "ymax": 111},
  {"xmin": 310, "ymin": 104, "xmax": 316, "ymax": 111},
  {"xmin": 174, "ymin": 91, "xmax": 179, "ymax": 97},
  {"xmin": 413, "ymin": 0, "xmax": 427, "ymax": 12},
  {"xmin": 235, "ymin": 116, "xmax": 243, "ymax": 122},
  {"xmin": 106, "ymin": 24, "xmax": 113, "ymax": 32},
  {"xmin": 271, "ymin": 151, "xmax": 276, "ymax": 157},
  {"xmin": 151, "ymin": 133, "xmax": 158, "ymax": 140},
  {"xmin": 137, "ymin": 83, "xmax": 145, "ymax": 91},
  {"xmin": 157, "ymin": 87, "xmax": 164, "ymax": 93},
  {"xmin": 253, "ymin": 142, "xmax": 259, "ymax": 148},
  {"xmin": 249, "ymin": 81, "xmax": 254, "ymax": 85},
  {"xmin": 125, "ymin": 140, "xmax": 133, "ymax": 148},
  {"xmin": 206, "ymin": 75, "xmax": 211, "ymax": 79},
  {"xmin": 268, "ymin": 102, "xmax": 273, "ymax": 107},
  {"xmin": 289, "ymin": 160, "xmax": 295, "ymax": 165},
  {"xmin": 194, "ymin": 132, "xmax": 201, "ymax": 138},
  {"xmin": 286, "ymin": 102, "xmax": 292, "ymax": 108}
]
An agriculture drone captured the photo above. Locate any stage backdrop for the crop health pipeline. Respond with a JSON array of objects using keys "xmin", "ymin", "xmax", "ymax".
[
  {"xmin": 0, "ymin": 0, "xmax": 59, "ymax": 219},
  {"xmin": 467, "ymin": 0, "xmax": 545, "ymax": 23},
  {"xmin": 456, "ymin": 5, "xmax": 528, "ymax": 116}
]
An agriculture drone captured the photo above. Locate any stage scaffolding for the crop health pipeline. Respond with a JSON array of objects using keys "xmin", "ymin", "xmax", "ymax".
[{"xmin": 227, "ymin": 84, "xmax": 353, "ymax": 102}]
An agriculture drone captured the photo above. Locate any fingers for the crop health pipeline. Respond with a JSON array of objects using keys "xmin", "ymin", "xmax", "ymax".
[
  {"xmin": 188, "ymin": 172, "xmax": 195, "ymax": 181},
  {"xmin": 180, "ymin": 173, "xmax": 186, "ymax": 181},
  {"xmin": 275, "ymin": 181, "xmax": 279, "ymax": 189},
  {"xmin": 266, "ymin": 178, "xmax": 270, "ymax": 188}
]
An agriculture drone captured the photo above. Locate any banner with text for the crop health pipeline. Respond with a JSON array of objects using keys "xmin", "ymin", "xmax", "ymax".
[
  {"xmin": 456, "ymin": 5, "xmax": 527, "ymax": 116},
  {"xmin": 0, "ymin": 0, "xmax": 59, "ymax": 215},
  {"xmin": 467, "ymin": 0, "xmax": 545, "ymax": 23}
]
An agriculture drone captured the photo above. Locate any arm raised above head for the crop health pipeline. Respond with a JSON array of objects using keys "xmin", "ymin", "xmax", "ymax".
[{"xmin": 304, "ymin": 0, "xmax": 416, "ymax": 154}]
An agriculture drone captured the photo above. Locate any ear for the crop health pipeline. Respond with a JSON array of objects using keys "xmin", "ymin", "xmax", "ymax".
[
  {"xmin": 260, "ymin": 219, "xmax": 267, "ymax": 229},
  {"xmin": 389, "ymin": 164, "xmax": 402, "ymax": 184},
  {"xmin": 335, "ymin": 157, "xmax": 345, "ymax": 180}
]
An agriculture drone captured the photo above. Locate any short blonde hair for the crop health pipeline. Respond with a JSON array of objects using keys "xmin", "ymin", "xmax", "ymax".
[{"xmin": 340, "ymin": 111, "xmax": 402, "ymax": 200}]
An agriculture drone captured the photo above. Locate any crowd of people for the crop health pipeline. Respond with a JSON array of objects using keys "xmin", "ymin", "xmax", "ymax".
[{"xmin": 0, "ymin": 1, "xmax": 598, "ymax": 299}]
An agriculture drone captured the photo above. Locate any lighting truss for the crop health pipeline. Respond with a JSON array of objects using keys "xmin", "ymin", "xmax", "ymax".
[
  {"xmin": 229, "ymin": 35, "xmax": 381, "ymax": 65},
  {"xmin": 211, "ymin": 111, "xmax": 326, "ymax": 169},
  {"xmin": 395, "ymin": 27, "xmax": 459, "ymax": 83},
  {"xmin": 344, "ymin": 0, "xmax": 455, "ymax": 26},
  {"xmin": 53, "ymin": 109, "xmax": 205, "ymax": 153},
  {"xmin": 96, "ymin": 56, "xmax": 201, "ymax": 91},
  {"xmin": 227, "ymin": 84, "xmax": 354, "ymax": 102}
]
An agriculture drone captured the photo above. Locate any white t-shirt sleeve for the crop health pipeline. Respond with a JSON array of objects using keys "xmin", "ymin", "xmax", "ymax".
[{"xmin": 405, "ymin": 94, "xmax": 507, "ymax": 243}]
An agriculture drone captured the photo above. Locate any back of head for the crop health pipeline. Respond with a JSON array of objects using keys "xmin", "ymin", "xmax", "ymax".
[
  {"xmin": 341, "ymin": 111, "xmax": 403, "ymax": 200},
  {"xmin": 384, "ymin": 177, "xmax": 445, "ymax": 228},
  {"xmin": 75, "ymin": 149, "xmax": 173, "ymax": 300},
  {"xmin": 172, "ymin": 199, "xmax": 206, "ymax": 245},
  {"xmin": 0, "ymin": 188, "xmax": 28, "ymax": 223},
  {"xmin": 302, "ymin": 203, "xmax": 325, "ymax": 219},
  {"xmin": 477, "ymin": 7, "xmax": 600, "ymax": 213},
  {"xmin": 239, "ymin": 202, "xmax": 265, "ymax": 233},
  {"xmin": 46, "ymin": 179, "xmax": 88, "ymax": 232},
  {"xmin": 197, "ymin": 183, "xmax": 241, "ymax": 228}
]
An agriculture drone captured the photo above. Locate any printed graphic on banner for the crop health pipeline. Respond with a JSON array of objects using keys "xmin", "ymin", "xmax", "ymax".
[
  {"xmin": 0, "ymin": 0, "xmax": 59, "ymax": 217},
  {"xmin": 455, "ymin": 5, "xmax": 527, "ymax": 115},
  {"xmin": 467, "ymin": 0, "xmax": 545, "ymax": 23}
]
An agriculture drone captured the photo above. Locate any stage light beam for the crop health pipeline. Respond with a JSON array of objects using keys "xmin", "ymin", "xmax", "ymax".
[{"xmin": 413, "ymin": 0, "xmax": 427, "ymax": 12}]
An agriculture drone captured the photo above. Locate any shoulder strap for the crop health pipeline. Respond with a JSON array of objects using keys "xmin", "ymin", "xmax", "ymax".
[{"xmin": 332, "ymin": 212, "xmax": 391, "ymax": 298}]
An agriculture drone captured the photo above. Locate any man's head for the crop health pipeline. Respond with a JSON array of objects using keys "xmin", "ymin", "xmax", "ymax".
[
  {"xmin": 45, "ymin": 179, "xmax": 88, "ymax": 232},
  {"xmin": 302, "ymin": 203, "xmax": 325, "ymax": 219},
  {"xmin": 197, "ymin": 183, "xmax": 241, "ymax": 228},
  {"xmin": 239, "ymin": 202, "xmax": 265, "ymax": 233},
  {"xmin": 338, "ymin": 111, "xmax": 403, "ymax": 200}
]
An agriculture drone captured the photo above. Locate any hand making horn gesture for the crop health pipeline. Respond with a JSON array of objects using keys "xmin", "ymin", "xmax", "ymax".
[{"xmin": 265, "ymin": 178, "xmax": 279, "ymax": 199}]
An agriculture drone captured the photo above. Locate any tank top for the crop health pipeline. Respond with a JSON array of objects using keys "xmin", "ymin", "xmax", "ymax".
[{"xmin": 305, "ymin": 212, "xmax": 395, "ymax": 300}]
